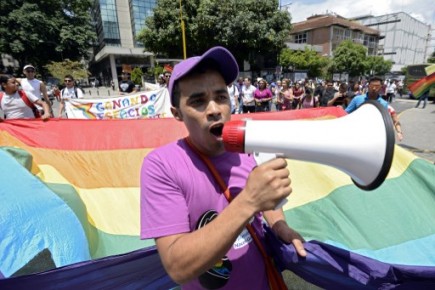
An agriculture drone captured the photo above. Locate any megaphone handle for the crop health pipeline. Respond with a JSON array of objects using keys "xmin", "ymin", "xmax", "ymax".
[
  {"xmin": 275, "ymin": 198, "xmax": 288, "ymax": 209},
  {"xmin": 253, "ymin": 152, "xmax": 288, "ymax": 210}
]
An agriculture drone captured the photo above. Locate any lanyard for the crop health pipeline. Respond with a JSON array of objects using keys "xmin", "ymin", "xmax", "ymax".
[{"xmin": 184, "ymin": 137, "xmax": 287, "ymax": 290}]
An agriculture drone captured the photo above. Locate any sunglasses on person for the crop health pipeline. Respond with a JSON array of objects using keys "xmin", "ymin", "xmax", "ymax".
[
  {"xmin": 64, "ymin": 79, "xmax": 73, "ymax": 83},
  {"xmin": 25, "ymin": 70, "xmax": 35, "ymax": 73}
]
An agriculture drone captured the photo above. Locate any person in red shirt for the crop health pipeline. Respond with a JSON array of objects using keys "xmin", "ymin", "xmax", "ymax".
[
  {"xmin": 253, "ymin": 79, "xmax": 273, "ymax": 112},
  {"xmin": 291, "ymin": 82, "xmax": 304, "ymax": 109}
]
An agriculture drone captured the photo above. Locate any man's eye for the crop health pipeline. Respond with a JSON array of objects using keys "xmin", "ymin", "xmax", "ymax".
[
  {"xmin": 218, "ymin": 95, "xmax": 229, "ymax": 101},
  {"xmin": 189, "ymin": 98, "xmax": 204, "ymax": 106}
]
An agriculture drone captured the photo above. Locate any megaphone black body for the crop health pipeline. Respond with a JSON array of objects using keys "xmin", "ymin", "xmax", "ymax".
[{"xmin": 223, "ymin": 101, "xmax": 395, "ymax": 190}]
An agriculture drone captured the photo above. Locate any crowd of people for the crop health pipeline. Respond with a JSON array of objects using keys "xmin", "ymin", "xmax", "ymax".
[
  {"xmin": 228, "ymin": 77, "xmax": 407, "ymax": 113},
  {"xmin": 0, "ymin": 47, "xmax": 429, "ymax": 289},
  {"xmin": 0, "ymin": 62, "xmax": 414, "ymax": 143},
  {"xmin": 227, "ymin": 76, "xmax": 405, "ymax": 141},
  {"xmin": 0, "ymin": 65, "xmax": 153, "ymax": 119}
]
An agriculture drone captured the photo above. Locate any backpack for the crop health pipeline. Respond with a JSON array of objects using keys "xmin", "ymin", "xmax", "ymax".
[
  {"xmin": 0, "ymin": 90, "xmax": 41, "ymax": 118},
  {"xmin": 61, "ymin": 87, "xmax": 83, "ymax": 99}
]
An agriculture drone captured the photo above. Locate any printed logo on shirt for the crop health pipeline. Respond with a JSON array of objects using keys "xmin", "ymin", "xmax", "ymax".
[
  {"xmin": 233, "ymin": 227, "xmax": 252, "ymax": 249},
  {"xmin": 196, "ymin": 210, "xmax": 232, "ymax": 289},
  {"xmin": 120, "ymin": 82, "xmax": 130, "ymax": 92}
]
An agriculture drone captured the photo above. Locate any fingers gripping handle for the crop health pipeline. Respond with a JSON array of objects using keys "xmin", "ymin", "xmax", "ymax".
[{"xmin": 253, "ymin": 152, "xmax": 288, "ymax": 210}]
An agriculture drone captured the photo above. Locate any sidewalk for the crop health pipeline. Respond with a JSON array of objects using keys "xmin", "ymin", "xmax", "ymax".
[{"xmin": 398, "ymin": 100, "xmax": 435, "ymax": 162}]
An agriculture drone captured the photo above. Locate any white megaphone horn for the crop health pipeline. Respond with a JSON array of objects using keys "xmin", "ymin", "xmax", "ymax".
[{"xmin": 223, "ymin": 101, "xmax": 395, "ymax": 190}]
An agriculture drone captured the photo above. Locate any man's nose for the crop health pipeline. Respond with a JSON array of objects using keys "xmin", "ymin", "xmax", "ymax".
[{"xmin": 206, "ymin": 100, "xmax": 221, "ymax": 117}]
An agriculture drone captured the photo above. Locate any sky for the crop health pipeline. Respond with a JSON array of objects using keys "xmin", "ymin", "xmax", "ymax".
[{"xmin": 281, "ymin": 0, "xmax": 435, "ymax": 52}]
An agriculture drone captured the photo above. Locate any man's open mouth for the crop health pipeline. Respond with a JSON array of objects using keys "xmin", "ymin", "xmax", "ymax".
[{"xmin": 210, "ymin": 124, "xmax": 224, "ymax": 137}]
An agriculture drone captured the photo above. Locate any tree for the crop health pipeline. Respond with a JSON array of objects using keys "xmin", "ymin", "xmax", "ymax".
[
  {"xmin": 332, "ymin": 40, "xmax": 367, "ymax": 77},
  {"xmin": 45, "ymin": 59, "xmax": 89, "ymax": 83},
  {"xmin": 428, "ymin": 51, "xmax": 435, "ymax": 63},
  {"xmin": 137, "ymin": 0, "xmax": 292, "ymax": 68},
  {"xmin": 279, "ymin": 47, "xmax": 330, "ymax": 78},
  {"xmin": 364, "ymin": 55, "xmax": 393, "ymax": 76},
  {"xmin": 131, "ymin": 67, "xmax": 144, "ymax": 86},
  {"xmin": 0, "ymin": 0, "xmax": 96, "ymax": 73},
  {"xmin": 147, "ymin": 65, "xmax": 165, "ymax": 80}
]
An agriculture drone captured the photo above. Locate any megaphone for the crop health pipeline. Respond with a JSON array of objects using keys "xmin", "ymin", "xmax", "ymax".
[{"xmin": 223, "ymin": 100, "xmax": 395, "ymax": 190}]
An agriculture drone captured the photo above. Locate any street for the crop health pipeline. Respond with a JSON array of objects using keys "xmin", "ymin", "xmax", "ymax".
[{"xmin": 391, "ymin": 97, "xmax": 435, "ymax": 163}]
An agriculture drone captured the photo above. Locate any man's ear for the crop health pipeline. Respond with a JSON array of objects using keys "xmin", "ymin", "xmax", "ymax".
[{"xmin": 171, "ymin": 106, "xmax": 183, "ymax": 121}]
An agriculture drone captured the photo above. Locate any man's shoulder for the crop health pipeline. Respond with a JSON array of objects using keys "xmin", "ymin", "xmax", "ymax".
[
  {"xmin": 75, "ymin": 86, "xmax": 84, "ymax": 93},
  {"xmin": 145, "ymin": 140, "xmax": 186, "ymax": 161},
  {"xmin": 377, "ymin": 97, "xmax": 389, "ymax": 107},
  {"xmin": 353, "ymin": 94, "xmax": 366, "ymax": 101},
  {"xmin": 143, "ymin": 140, "xmax": 194, "ymax": 178}
]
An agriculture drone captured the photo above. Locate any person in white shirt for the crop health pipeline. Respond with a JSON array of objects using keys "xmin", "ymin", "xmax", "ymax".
[
  {"xmin": 157, "ymin": 74, "xmax": 167, "ymax": 88},
  {"xmin": 386, "ymin": 80, "xmax": 397, "ymax": 103},
  {"xmin": 0, "ymin": 75, "xmax": 50, "ymax": 120},
  {"xmin": 19, "ymin": 64, "xmax": 53, "ymax": 116},
  {"xmin": 227, "ymin": 82, "xmax": 240, "ymax": 114},
  {"xmin": 241, "ymin": 77, "xmax": 256, "ymax": 113},
  {"xmin": 58, "ymin": 74, "xmax": 84, "ymax": 118}
]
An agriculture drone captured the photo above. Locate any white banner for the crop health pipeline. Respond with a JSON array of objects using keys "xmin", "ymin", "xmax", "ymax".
[
  {"xmin": 144, "ymin": 82, "xmax": 160, "ymax": 91},
  {"xmin": 65, "ymin": 88, "xmax": 173, "ymax": 119}
]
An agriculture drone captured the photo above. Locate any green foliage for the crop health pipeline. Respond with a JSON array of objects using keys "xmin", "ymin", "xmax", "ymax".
[
  {"xmin": 428, "ymin": 51, "xmax": 435, "ymax": 63},
  {"xmin": 364, "ymin": 55, "xmax": 393, "ymax": 76},
  {"xmin": 131, "ymin": 67, "xmax": 144, "ymax": 85},
  {"xmin": 137, "ymin": 0, "xmax": 292, "ymax": 67},
  {"xmin": 401, "ymin": 65, "xmax": 410, "ymax": 93},
  {"xmin": 0, "ymin": 0, "xmax": 96, "ymax": 71},
  {"xmin": 147, "ymin": 65, "xmax": 164, "ymax": 79},
  {"xmin": 44, "ymin": 59, "xmax": 89, "ymax": 82},
  {"xmin": 279, "ymin": 47, "xmax": 330, "ymax": 78},
  {"xmin": 332, "ymin": 40, "xmax": 367, "ymax": 77}
]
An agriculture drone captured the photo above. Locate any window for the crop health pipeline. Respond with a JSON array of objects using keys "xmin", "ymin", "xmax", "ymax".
[
  {"xmin": 294, "ymin": 32, "xmax": 307, "ymax": 43},
  {"xmin": 130, "ymin": 0, "xmax": 156, "ymax": 47},
  {"xmin": 332, "ymin": 27, "xmax": 344, "ymax": 41},
  {"xmin": 95, "ymin": 0, "xmax": 121, "ymax": 46}
]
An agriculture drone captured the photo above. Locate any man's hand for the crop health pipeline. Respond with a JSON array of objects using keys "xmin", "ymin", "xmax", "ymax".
[
  {"xmin": 272, "ymin": 219, "xmax": 307, "ymax": 257},
  {"xmin": 35, "ymin": 99, "xmax": 51, "ymax": 121},
  {"xmin": 241, "ymin": 158, "xmax": 292, "ymax": 213},
  {"xmin": 41, "ymin": 112, "xmax": 51, "ymax": 121}
]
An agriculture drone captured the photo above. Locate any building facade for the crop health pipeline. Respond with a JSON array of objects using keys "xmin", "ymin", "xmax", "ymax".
[
  {"xmin": 89, "ymin": 0, "xmax": 156, "ymax": 88},
  {"xmin": 289, "ymin": 14, "xmax": 381, "ymax": 58},
  {"xmin": 352, "ymin": 12, "xmax": 432, "ymax": 72}
]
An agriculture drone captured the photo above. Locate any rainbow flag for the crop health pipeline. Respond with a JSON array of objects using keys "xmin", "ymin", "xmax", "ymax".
[
  {"xmin": 1, "ymin": 108, "xmax": 434, "ymax": 289},
  {"xmin": 408, "ymin": 64, "xmax": 435, "ymax": 98}
]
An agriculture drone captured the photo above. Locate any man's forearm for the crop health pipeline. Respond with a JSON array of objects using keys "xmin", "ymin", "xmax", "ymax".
[
  {"xmin": 58, "ymin": 102, "xmax": 64, "ymax": 117},
  {"xmin": 263, "ymin": 208, "xmax": 285, "ymax": 228},
  {"xmin": 156, "ymin": 196, "xmax": 255, "ymax": 284}
]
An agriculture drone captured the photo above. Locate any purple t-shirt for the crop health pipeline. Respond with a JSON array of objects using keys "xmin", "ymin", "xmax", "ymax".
[
  {"xmin": 254, "ymin": 88, "xmax": 273, "ymax": 101},
  {"xmin": 140, "ymin": 139, "xmax": 269, "ymax": 290}
]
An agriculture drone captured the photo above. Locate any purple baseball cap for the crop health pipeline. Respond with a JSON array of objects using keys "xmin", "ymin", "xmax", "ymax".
[{"xmin": 168, "ymin": 46, "xmax": 239, "ymax": 106}]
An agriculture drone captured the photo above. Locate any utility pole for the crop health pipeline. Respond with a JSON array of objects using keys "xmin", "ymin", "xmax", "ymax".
[{"xmin": 179, "ymin": 0, "xmax": 187, "ymax": 59}]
